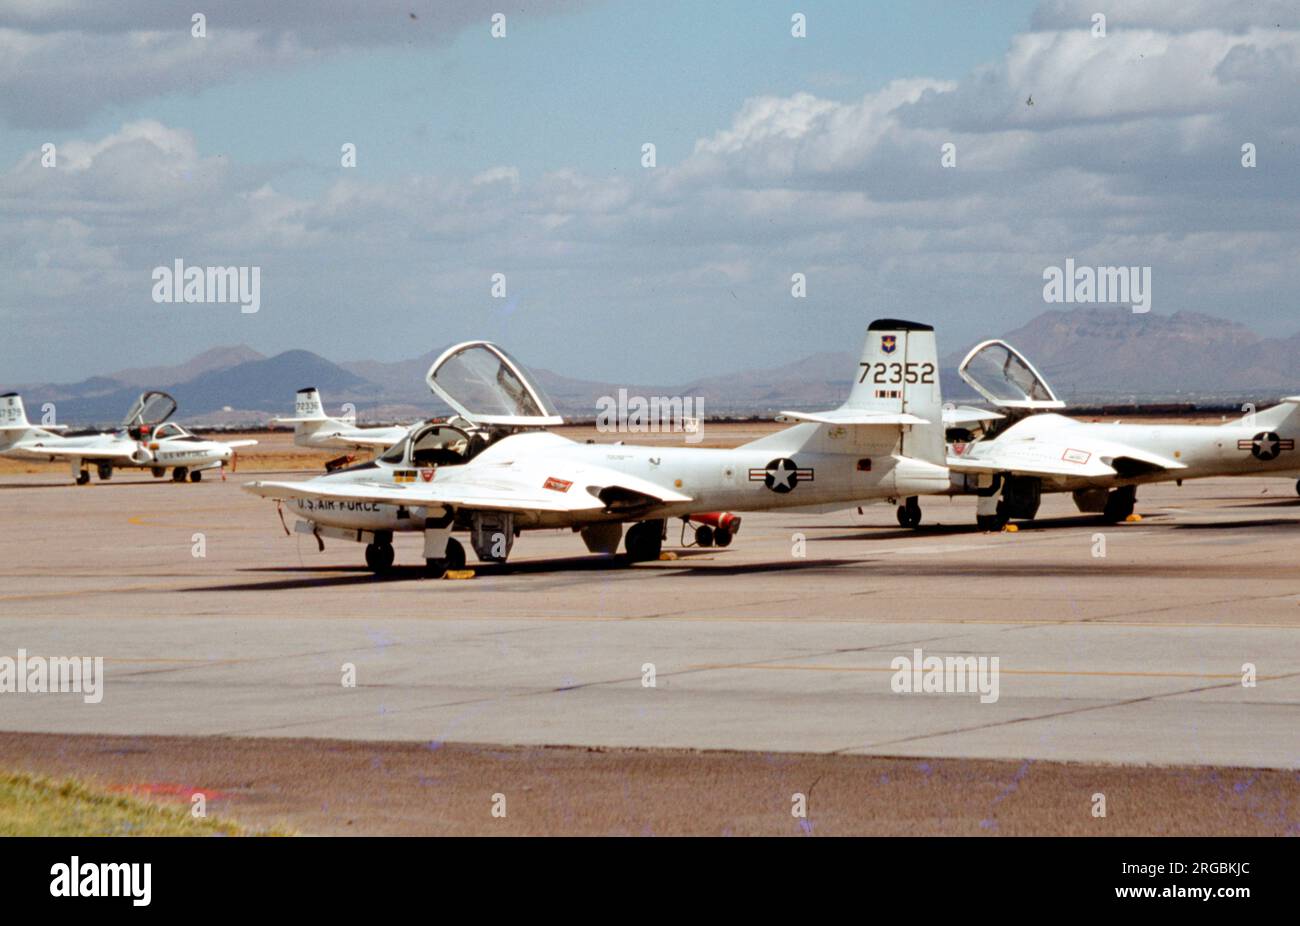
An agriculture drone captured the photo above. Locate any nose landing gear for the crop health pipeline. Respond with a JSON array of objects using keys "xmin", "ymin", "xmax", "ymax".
[{"xmin": 896, "ymin": 497, "xmax": 922, "ymax": 529}]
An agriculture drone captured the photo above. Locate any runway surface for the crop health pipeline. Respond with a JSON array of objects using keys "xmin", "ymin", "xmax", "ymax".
[{"xmin": 0, "ymin": 467, "xmax": 1297, "ymax": 832}]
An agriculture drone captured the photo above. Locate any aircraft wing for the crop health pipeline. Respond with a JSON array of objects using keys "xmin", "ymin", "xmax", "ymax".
[
  {"xmin": 7, "ymin": 439, "xmax": 141, "ymax": 462},
  {"xmin": 223, "ymin": 440, "xmax": 259, "ymax": 448},
  {"xmin": 949, "ymin": 438, "xmax": 1186, "ymax": 480},
  {"xmin": 244, "ymin": 463, "xmax": 693, "ymax": 516}
]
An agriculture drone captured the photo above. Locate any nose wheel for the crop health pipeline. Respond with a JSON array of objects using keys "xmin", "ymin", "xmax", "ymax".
[
  {"xmin": 896, "ymin": 497, "xmax": 922, "ymax": 529},
  {"xmin": 364, "ymin": 541, "xmax": 395, "ymax": 574}
]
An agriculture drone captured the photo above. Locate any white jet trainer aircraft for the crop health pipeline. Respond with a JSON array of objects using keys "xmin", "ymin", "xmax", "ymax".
[
  {"xmin": 934, "ymin": 339, "xmax": 1300, "ymax": 529},
  {"xmin": 273, "ymin": 387, "xmax": 411, "ymax": 452},
  {"xmin": 0, "ymin": 390, "xmax": 256, "ymax": 484},
  {"xmin": 244, "ymin": 320, "xmax": 951, "ymax": 575}
]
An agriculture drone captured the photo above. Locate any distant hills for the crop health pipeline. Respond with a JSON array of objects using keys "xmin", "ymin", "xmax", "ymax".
[
  {"xmin": 976, "ymin": 309, "xmax": 1299, "ymax": 396},
  {"xmin": 6, "ymin": 308, "xmax": 1296, "ymax": 425}
]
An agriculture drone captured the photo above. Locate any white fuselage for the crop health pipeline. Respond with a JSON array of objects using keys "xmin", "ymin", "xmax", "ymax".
[
  {"xmin": 0, "ymin": 426, "xmax": 237, "ymax": 473},
  {"xmin": 289, "ymin": 426, "xmax": 950, "ymax": 533},
  {"xmin": 952, "ymin": 412, "xmax": 1300, "ymax": 492},
  {"xmin": 292, "ymin": 419, "xmax": 410, "ymax": 452}
]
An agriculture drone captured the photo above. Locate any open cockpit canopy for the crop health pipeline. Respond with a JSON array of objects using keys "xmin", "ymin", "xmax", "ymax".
[
  {"xmin": 957, "ymin": 340, "xmax": 1064, "ymax": 411},
  {"xmin": 121, "ymin": 391, "xmax": 178, "ymax": 428},
  {"xmin": 426, "ymin": 342, "xmax": 563, "ymax": 427}
]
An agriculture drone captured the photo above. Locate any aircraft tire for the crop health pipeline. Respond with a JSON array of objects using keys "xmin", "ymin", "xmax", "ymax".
[
  {"xmin": 694, "ymin": 525, "xmax": 714, "ymax": 547},
  {"xmin": 1101, "ymin": 486, "xmax": 1137, "ymax": 523},
  {"xmin": 172, "ymin": 467, "xmax": 187, "ymax": 482},
  {"xmin": 151, "ymin": 467, "xmax": 166, "ymax": 478},
  {"xmin": 976, "ymin": 514, "xmax": 1006, "ymax": 531},
  {"xmin": 190, "ymin": 471, "xmax": 202, "ymax": 483},
  {"xmin": 96, "ymin": 462, "xmax": 112, "ymax": 481},
  {"xmin": 713, "ymin": 527, "xmax": 732, "ymax": 548},
  {"xmin": 625, "ymin": 520, "xmax": 664, "ymax": 561},
  {"xmin": 365, "ymin": 542, "xmax": 395, "ymax": 573},
  {"xmin": 75, "ymin": 471, "xmax": 90, "ymax": 486},
  {"xmin": 1295, "ymin": 478, "xmax": 1299, "ymax": 497},
  {"xmin": 896, "ymin": 497, "xmax": 922, "ymax": 529}
]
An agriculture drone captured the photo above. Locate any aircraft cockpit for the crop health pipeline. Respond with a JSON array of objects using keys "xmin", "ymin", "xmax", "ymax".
[
  {"xmin": 123, "ymin": 391, "xmax": 179, "ymax": 441},
  {"xmin": 379, "ymin": 421, "xmax": 490, "ymax": 468}
]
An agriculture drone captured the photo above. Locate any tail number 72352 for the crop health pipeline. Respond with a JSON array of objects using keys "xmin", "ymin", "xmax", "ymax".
[{"xmin": 858, "ymin": 362, "xmax": 935, "ymax": 385}]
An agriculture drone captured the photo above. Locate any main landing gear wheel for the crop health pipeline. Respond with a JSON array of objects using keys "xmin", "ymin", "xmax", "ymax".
[
  {"xmin": 96, "ymin": 462, "xmax": 112, "ymax": 481},
  {"xmin": 426, "ymin": 538, "xmax": 466, "ymax": 578},
  {"xmin": 151, "ymin": 467, "xmax": 166, "ymax": 478},
  {"xmin": 1102, "ymin": 485, "xmax": 1137, "ymax": 523},
  {"xmin": 172, "ymin": 467, "xmax": 188, "ymax": 482},
  {"xmin": 75, "ymin": 471, "xmax": 90, "ymax": 486},
  {"xmin": 694, "ymin": 525, "xmax": 714, "ymax": 547},
  {"xmin": 1295, "ymin": 478, "xmax": 1300, "ymax": 497},
  {"xmin": 896, "ymin": 497, "xmax": 922, "ymax": 529},
  {"xmin": 625, "ymin": 520, "xmax": 664, "ymax": 561},
  {"xmin": 365, "ymin": 542, "xmax": 395, "ymax": 574},
  {"xmin": 977, "ymin": 513, "xmax": 1007, "ymax": 531},
  {"xmin": 189, "ymin": 470, "xmax": 202, "ymax": 483}
]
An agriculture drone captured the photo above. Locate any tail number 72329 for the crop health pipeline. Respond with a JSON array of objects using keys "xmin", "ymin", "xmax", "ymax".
[{"xmin": 858, "ymin": 362, "xmax": 935, "ymax": 385}]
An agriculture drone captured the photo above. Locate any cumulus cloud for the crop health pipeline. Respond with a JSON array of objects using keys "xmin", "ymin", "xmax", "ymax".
[
  {"xmin": 0, "ymin": 0, "xmax": 594, "ymax": 128},
  {"xmin": 2, "ymin": 1, "xmax": 1298, "ymax": 383}
]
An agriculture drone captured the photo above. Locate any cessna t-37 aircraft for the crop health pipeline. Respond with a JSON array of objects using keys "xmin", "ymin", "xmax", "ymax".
[
  {"xmin": 244, "ymin": 320, "xmax": 950, "ymax": 575},
  {"xmin": 930, "ymin": 340, "xmax": 1300, "ymax": 529},
  {"xmin": 0, "ymin": 390, "xmax": 256, "ymax": 484},
  {"xmin": 273, "ymin": 387, "xmax": 411, "ymax": 453}
]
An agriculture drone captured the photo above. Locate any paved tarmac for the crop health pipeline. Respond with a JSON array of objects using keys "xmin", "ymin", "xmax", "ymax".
[{"xmin": 1, "ymin": 471, "xmax": 1296, "ymax": 774}]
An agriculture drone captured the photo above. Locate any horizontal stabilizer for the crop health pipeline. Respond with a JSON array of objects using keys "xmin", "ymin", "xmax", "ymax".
[
  {"xmin": 776, "ymin": 410, "xmax": 929, "ymax": 426},
  {"xmin": 942, "ymin": 405, "xmax": 1006, "ymax": 426}
]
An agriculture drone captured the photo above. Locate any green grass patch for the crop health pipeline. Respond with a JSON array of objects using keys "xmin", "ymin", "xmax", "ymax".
[{"xmin": 0, "ymin": 771, "xmax": 247, "ymax": 836}]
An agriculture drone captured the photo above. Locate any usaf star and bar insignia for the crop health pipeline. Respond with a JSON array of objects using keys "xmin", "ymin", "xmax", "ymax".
[
  {"xmin": 749, "ymin": 457, "xmax": 814, "ymax": 493},
  {"xmin": 1237, "ymin": 431, "xmax": 1295, "ymax": 461}
]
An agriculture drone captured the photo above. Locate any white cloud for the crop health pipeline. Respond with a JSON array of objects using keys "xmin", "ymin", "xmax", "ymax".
[{"xmin": 2, "ymin": 2, "xmax": 1299, "ymax": 383}]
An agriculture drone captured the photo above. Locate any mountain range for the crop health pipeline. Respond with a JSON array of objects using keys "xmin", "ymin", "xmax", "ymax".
[{"xmin": 7, "ymin": 308, "xmax": 1296, "ymax": 425}]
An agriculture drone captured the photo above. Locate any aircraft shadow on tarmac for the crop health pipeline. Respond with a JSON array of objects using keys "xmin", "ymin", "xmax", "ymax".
[
  {"xmin": 804, "ymin": 513, "xmax": 1147, "ymax": 541},
  {"xmin": 185, "ymin": 549, "xmax": 871, "ymax": 591},
  {"xmin": 0, "ymin": 479, "xmax": 208, "ymax": 491},
  {"xmin": 1168, "ymin": 517, "xmax": 1300, "ymax": 531}
]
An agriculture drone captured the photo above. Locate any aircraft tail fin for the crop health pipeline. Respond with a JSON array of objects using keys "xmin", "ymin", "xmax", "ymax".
[
  {"xmin": 294, "ymin": 387, "xmax": 327, "ymax": 420},
  {"xmin": 842, "ymin": 319, "xmax": 946, "ymax": 466},
  {"xmin": 0, "ymin": 392, "xmax": 30, "ymax": 431},
  {"xmin": 1241, "ymin": 396, "xmax": 1300, "ymax": 430},
  {"xmin": 273, "ymin": 387, "xmax": 332, "ymax": 427}
]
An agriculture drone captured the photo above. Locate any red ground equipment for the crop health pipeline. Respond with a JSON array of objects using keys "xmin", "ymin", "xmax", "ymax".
[{"xmin": 685, "ymin": 511, "xmax": 741, "ymax": 548}]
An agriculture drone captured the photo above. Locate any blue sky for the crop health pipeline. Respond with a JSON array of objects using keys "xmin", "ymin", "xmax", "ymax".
[
  {"xmin": 1, "ymin": 2, "xmax": 1040, "ymax": 187},
  {"xmin": 1, "ymin": 0, "xmax": 1297, "ymax": 386}
]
